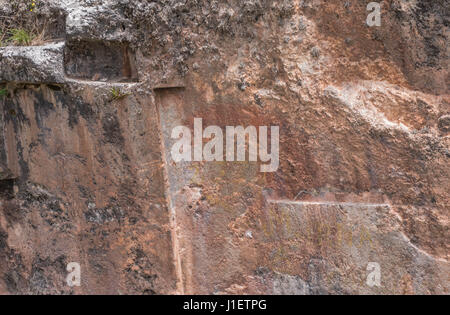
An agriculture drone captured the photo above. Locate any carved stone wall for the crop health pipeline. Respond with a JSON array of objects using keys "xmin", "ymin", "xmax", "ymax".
[{"xmin": 0, "ymin": 0, "xmax": 448, "ymax": 295}]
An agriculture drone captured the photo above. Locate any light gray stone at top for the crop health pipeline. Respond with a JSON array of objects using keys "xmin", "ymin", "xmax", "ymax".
[
  {"xmin": 0, "ymin": 42, "xmax": 65, "ymax": 84},
  {"xmin": 62, "ymin": 0, "xmax": 133, "ymax": 42}
]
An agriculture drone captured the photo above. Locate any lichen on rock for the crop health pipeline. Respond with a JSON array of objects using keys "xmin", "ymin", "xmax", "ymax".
[{"xmin": 0, "ymin": 0, "xmax": 448, "ymax": 295}]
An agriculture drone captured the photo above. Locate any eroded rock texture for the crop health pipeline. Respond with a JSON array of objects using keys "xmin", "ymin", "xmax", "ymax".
[{"xmin": 0, "ymin": 0, "xmax": 448, "ymax": 295}]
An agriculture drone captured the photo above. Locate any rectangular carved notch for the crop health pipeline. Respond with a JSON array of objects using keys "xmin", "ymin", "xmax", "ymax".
[{"xmin": 64, "ymin": 40, "xmax": 138, "ymax": 82}]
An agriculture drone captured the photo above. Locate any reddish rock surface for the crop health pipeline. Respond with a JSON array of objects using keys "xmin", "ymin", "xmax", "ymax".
[{"xmin": 0, "ymin": 0, "xmax": 448, "ymax": 294}]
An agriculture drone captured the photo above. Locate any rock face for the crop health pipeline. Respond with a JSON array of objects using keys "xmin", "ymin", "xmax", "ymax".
[
  {"xmin": 0, "ymin": 0, "xmax": 448, "ymax": 295},
  {"xmin": 0, "ymin": 43, "xmax": 65, "ymax": 84}
]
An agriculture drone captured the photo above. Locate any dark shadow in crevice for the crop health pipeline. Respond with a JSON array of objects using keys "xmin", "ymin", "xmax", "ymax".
[
  {"xmin": 64, "ymin": 40, "xmax": 139, "ymax": 83},
  {"xmin": 0, "ymin": 179, "xmax": 15, "ymax": 200}
]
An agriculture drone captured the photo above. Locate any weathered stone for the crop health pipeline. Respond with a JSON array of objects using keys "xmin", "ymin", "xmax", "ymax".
[
  {"xmin": 261, "ymin": 201, "xmax": 448, "ymax": 294},
  {"xmin": 0, "ymin": 0, "xmax": 448, "ymax": 295},
  {"xmin": 0, "ymin": 163, "xmax": 15, "ymax": 181},
  {"xmin": 0, "ymin": 42, "xmax": 65, "ymax": 84},
  {"xmin": 438, "ymin": 115, "xmax": 450, "ymax": 133}
]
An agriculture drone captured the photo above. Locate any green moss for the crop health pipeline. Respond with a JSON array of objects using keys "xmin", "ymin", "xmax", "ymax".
[
  {"xmin": 110, "ymin": 87, "xmax": 130, "ymax": 101},
  {"xmin": 9, "ymin": 28, "xmax": 33, "ymax": 46}
]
